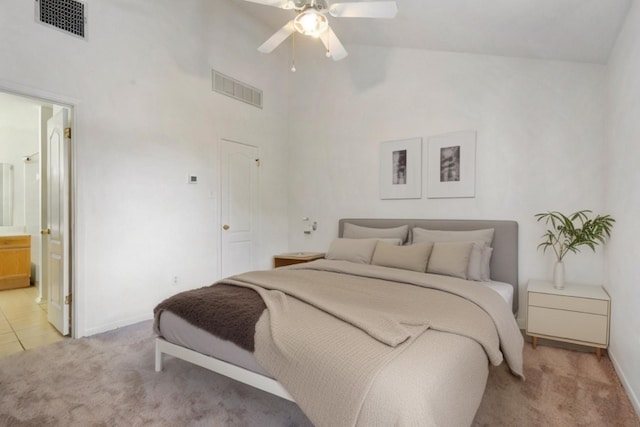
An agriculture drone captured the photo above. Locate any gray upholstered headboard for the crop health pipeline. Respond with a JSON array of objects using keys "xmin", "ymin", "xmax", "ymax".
[{"xmin": 338, "ymin": 218, "xmax": 519, "ymax": 313}]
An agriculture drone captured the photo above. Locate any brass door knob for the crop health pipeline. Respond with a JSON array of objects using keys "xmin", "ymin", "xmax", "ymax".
[
  {"xmin": 223, "ymin": 224, "xmax": 230, "ymax": 230},
  {"xmin": 41, "ymin": 229, "xmax": 51, "ymax": 235}
]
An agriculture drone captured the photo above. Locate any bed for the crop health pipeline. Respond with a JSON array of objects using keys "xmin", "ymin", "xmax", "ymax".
[{"xmin": 154, "ymin": 219, "xmax": 524, "ymax": 426}]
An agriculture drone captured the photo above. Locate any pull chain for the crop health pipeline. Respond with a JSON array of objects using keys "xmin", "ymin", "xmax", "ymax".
[
  {"xmin": 291, "ymin": 32, "xmax": 297, "ymax": 72},
  {"xmin": 325, "ymin": 29, "xmax": 331, "ymax": 58}
]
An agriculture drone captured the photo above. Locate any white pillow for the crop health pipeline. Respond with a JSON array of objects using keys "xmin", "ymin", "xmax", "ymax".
[
  {"xmin": 343, "ymin": 223, "xmax": 409, "ymax": 244},
  {"xmin": 427, "ymin": 242, "xmax": 474, "ymax": 279},
  {"xmin": 371, "ymin": 242, "xmax": 433, "ymax": 272},
  {"xmin": 325, "ymin": 238, "xmax": 379, "ymax": 264}
]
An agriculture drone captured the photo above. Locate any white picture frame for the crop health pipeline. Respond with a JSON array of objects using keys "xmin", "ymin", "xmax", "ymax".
[
  {"xmin": 379, "ymin": 137, "xmax": 422, "ymax": 200},
  {"xmin": 427, "ymin": 131, "xmax": 476, "ymax": 199}
]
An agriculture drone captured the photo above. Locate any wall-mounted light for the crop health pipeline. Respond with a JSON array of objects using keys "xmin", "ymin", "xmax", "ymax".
[{"xmin": 302, "ymin": 217, "xmax": 318, "ymax": 234}]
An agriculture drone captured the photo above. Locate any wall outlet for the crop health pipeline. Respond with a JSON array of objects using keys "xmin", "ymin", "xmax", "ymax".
[{"xmin": 171, "ymin": 276, "xmax": 179, "ymax": 287}]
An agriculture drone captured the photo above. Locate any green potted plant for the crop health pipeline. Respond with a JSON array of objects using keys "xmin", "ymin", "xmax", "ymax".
[{"xmin": 535, "ymin": 210, "xmax": 615, "ymax": 289}]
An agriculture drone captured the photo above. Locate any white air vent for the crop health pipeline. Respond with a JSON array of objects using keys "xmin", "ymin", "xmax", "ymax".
[
  {"xmin": 212, "ymin": 70, "xmax": 263, "ymax": 109},
  {"xmin": 35, "ymin": 0, "xmax": 87, "ymax": 40}
]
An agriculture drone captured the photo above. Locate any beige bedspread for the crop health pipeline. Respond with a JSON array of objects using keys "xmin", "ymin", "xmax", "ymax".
[{"xmin": 222, "ymin": 259, "xmax": 524, "ymax": 427}]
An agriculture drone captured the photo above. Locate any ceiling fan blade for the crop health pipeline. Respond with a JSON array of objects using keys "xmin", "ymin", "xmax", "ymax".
[
  {"xmin": 258, "ymin": 21, "xmax": 295, "ymax": 53},
  {"xmin": 329, "ymin": 1, "xmax": 398, "ymax": 18},
  {"xmin": 242, "ymin": 0, "xmax": 291, "ymax": 8},
  {"xmin": 320, "ymin": 27, "xmax": 348, "ymax": 61}
]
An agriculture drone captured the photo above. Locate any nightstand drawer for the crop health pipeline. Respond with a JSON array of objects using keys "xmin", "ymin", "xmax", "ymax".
[
  {"xmin": 273, "ymin": 252, "xmax": 325, "ymax": 268},
  {"xmin": 528, "ymin": 306, "xmax": 608, "ymax": 345},
  {"xmin": 529, "ymin": 292, "xmax": 608, "ymax": 315}
]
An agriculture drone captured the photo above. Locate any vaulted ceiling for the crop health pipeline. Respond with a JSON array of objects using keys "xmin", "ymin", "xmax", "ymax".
[{"xmin": 233, "ymin": 0, "xmax": 632, "ymax": 64}]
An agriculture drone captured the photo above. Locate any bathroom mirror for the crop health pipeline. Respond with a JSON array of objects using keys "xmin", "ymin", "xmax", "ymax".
[{"xmin": 0, "ymin": 163, "xmax": 13, "ymax": 226}]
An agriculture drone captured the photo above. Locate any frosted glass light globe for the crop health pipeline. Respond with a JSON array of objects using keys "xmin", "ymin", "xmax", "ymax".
[{"xmin": 294, "ymin": 10, "xmax": 328, "ymax": 38}]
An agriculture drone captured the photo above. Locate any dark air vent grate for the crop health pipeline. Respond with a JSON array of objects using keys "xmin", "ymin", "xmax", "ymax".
[{"xmin": 36, "ymin": 0, "xmax": 86, "ymax": 39}]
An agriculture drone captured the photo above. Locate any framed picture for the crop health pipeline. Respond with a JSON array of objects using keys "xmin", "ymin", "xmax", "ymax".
[
  {"xmin": 427, "ymin": 131, "xmax": 476, "ymax": 199},
  {"xmin": 380, "ymin": 137, "xmax": 422, "ymax": 199}
]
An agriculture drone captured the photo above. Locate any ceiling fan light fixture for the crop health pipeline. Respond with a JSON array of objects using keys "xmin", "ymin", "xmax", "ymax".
[{"xmin": 293, "ymin": 10, "xmax": 328, "ymax": 38}]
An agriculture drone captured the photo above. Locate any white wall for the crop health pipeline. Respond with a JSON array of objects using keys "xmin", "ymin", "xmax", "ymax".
[
  {"xmin": 0, "ymin": 0, "xmax": 291, "ymax": 336},
  {"xmin": 0, "ymin": 93, "xmax": 40, "ymax": 229},
  {"xmin": 605, "ymin": 0, "xmax": 640, "ymax": 414},
  {"xmin": 286, "ymin": 42, "xmax": 607, "ymax": 322}
]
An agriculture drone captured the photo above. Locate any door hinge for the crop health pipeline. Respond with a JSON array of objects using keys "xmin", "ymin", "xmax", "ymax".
[
  {"xmin": 255, "ymin": 158, "xmax": 260, "ymax": 167},
  {"xmin": 64, "ymin": 127, "xmax": 71, "ymax": 139},
  {"xmin": 65, "ymin": 294, "xmax": 72, "ymax": 305}
]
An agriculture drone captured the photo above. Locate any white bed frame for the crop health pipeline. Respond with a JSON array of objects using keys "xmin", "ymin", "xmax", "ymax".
[
  {"xmin": 155, "ymin": 337, "xmax": 295, "ymax": 401},
  {"xmin": 155, "ymin": 218, "xmax": 518, "ymax": 403}
]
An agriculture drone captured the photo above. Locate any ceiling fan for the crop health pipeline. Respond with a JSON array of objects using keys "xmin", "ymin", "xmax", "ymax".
[{"xmin": 244, "ymin": 0, "xmax": 398, "ymax": 62}]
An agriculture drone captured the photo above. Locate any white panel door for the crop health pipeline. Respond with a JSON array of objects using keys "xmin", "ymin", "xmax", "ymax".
[
  {"xmin": 220, "ymin": 140, "xmax": 259, "ymax": 278},
  {"xmin": 46, "ymin": 109, "xmax": 70, "ymax": 336}
]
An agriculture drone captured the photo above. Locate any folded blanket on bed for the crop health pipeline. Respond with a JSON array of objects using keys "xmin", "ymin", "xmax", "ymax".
[{"xmin": 153, "ymin": 284, "xmax": 265, "ymax": 352}]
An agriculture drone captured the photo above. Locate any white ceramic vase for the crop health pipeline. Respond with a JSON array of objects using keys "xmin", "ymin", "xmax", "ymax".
[{"xmin": 553, "ymin": 261, "xmax": 565, "ymax": 289}]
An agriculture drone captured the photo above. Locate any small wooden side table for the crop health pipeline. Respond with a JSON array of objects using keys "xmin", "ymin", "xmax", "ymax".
[{"xmin": 273, "ymin": 252, "xmax": 325, "ymax": 268}]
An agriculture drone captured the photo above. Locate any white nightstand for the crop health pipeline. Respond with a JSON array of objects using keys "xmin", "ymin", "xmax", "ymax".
[{"xmin": 526, "ymin": 279, "xmax": 610, "ymax": 360}]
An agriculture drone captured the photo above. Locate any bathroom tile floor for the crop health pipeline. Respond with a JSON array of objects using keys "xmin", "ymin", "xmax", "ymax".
[{"xmin": 0, "ymin": 286, "xmax": 67, "ymax": 358}]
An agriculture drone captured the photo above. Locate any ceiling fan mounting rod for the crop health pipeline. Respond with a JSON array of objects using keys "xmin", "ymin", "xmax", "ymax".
[{"xmin": 292, "ymin": 0, "xmax": 327, "ymax": 13}]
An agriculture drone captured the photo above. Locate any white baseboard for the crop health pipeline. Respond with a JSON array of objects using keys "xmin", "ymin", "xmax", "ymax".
[
  {"xmin": 608, "ymin": 349, "xmax": 640, "ymax": 418},
  {"xmin": 80, "ymin": 312, "xmax": 153, "ymax": 337}
]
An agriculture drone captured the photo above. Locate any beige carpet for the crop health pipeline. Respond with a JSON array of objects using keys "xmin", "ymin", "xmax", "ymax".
[
  {"xmin": 475, "ymin": 342, "xmax": 639, "ymax": 426},
  {"xmin": 0, "ymin": 320, "xmax": 638, "ymax": 426}
]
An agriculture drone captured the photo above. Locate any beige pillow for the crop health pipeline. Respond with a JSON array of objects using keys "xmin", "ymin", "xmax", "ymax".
[
  {"xmin": 481, "ymin": 246, "xmax": 493, "ymax": 281},
  {"xmin": 412, "ymin": 227, "xmax": 495, "ymax": 247},
  {"xmin": 466, "ymin": 241, "xmax": 486, "ymax": 281},
  {"xmin": 412, "ymin": 228, "xmax": 495, "ymax": 281},
  {"xmin": 371, "ymin": 242, "xmax": 434, "ymax": 272},
  {"xmin": 376, "ymin": 238, "xmax": 403, "ymax": 246},
  {"xmin": 344, "ymin": 223, "xmax": 409, "ymax": 244},
  {"xmin": 427, "ymin": 242, "xmax": 474, "ymax": 279},
  {"xmin": 325, "ymin": 238, "xmax": 379, "ymax": 264}
]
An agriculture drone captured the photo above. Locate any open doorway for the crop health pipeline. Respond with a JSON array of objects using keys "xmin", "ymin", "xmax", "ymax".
[{"xmin": 0, "ymin": 90, "xmax": 73, "ymax": 357}]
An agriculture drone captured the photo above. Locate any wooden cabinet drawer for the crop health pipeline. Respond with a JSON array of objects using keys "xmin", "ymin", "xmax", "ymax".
[
  {"xmin": 529, "ymin": 292, "xmax": 608, "ymax": 315},
  {"xmin": 0, "ymin": 235, "xmax": 30, "ymax": 248},
  {"xmin": 528, "ymin": 306, "xmax": 608, "ymax": 345},
  {"xmin": 0, "ymin": 235, "xmax": 31, "ymax": 290},
  {"xmin": 0, "ymin": 248, "xmax": 30, "ymax": 274}
]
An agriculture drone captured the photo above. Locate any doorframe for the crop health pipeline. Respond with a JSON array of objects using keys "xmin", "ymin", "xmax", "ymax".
[{"xmin": 0, "ymin": 80, "xmax": 80, "ymax": 338}]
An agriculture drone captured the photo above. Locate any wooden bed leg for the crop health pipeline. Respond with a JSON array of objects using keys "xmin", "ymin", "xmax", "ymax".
[
  {"xmin": 155, "ymin": 341, "xmax": 163, "ymax": 372},
  {"xmin": 532, "ymin": 336, "xmax": 537, "ymax": 349},
  {"xmin": 596, "ymin": 347, "xmax": 601, "ymax": 361}
]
